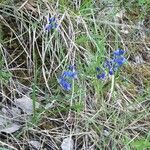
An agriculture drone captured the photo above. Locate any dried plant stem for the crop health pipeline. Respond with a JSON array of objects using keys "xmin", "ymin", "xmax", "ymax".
[
  {"xmin": 0, "ymin": 141, "xmax": 18, "ymax": 150},
  {"xmin": 108, "ymin": 75, "xmax": 115, "ymax": 102}
]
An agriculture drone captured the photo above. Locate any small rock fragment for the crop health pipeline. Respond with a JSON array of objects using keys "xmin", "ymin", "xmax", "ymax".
[
  {"xmin": 0, "ymin": 123, "xmax": 21, "ymax": 133},
  {"xmin": 14, "ymin": 96, "xmax": 39, "ymax": 115},
  {"xmin": 29, "ymin": 140, "xmax": 41, "ymax": 150},
  {"xmin": 61, "ymin": 137, "xmax": 74, "ymax": 150}
]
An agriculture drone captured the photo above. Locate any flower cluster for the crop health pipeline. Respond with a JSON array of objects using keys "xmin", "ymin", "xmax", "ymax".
[
  {"xmin": 45, "ymin": 17, "xmax": 57, "ymax": 31},
  {"xmin": 58, "ymin": 66, "xmax": 77, "ymax": 91},
  {"xmin": 96, "ymin": 49, "xmax": 126, "ymax": 79}
]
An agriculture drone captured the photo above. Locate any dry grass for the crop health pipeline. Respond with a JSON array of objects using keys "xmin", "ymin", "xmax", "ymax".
[{"xmin": 0, "ymin": 0, "xmax": 150, "ymax": 149}]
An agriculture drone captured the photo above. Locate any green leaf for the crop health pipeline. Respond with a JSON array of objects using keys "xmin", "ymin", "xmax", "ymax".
[
  {"xmin": 76, "ymin": 35, "xmax": 89, "ymax": 44},
  {"xmin": 0, "ymin": 148, "xmax": 10, "ymax": 150},
  {"xmin": 131, "ymin": 138, "xmax": 150, "ymax": 150},
  {"xmin": 138, "ymin": 0, "xmax": 146, "ymax": 4}
]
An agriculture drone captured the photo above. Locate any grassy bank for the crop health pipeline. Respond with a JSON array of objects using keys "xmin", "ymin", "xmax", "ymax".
[{"xmin": 0, "ymin": 0, "xmax": 150, "ymax": 149}]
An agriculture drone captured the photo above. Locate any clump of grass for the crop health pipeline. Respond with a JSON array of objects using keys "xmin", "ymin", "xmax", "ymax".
[{"xmin": 0, "ymin": 0, "xmax": 149, "ymax": 149}]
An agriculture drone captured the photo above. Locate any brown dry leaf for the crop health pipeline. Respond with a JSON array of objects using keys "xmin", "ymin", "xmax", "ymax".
[
  {"xmin": 24, "ymin": 3, "xmax": 36, "ymax": 12},
  {"xmin": 17, "ymin": 0, "xmax": 37, "ymax": 13},
  {"xmin": 115, "ymin": 10, "xmax": 130, "ymax": 34},
  {"xmin": 65, "ymin": 112, "xmax": 75, "ymax": 128}
]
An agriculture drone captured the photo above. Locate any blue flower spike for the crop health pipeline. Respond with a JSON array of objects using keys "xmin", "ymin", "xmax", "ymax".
[
  {"xmin": 96, "ymin": 48, "xmax": 127, "ymax": 80},
  {"xmin": 45, "ymin": 17, "xmax": 57, "ymax": 31},
  {"xmin": 96, "ymin": 67, "xmax": 100, "ymax": 72},
  {"xmin": 49, "ymin": 17, "xmax": 56, "ymax": 23},
  {"xmin": 113, "ymin": 49, "xmax": 125, "ymax": 56},
  {"xmin": 58, "ymin": 78, "xmax": 71, "ymax": 91},
  {"xmin": 114, "ymin": 56, "xmax": 126, "ymax": 66},
  {"xmin": 58, "ymin": 65, "xmax": 77, "ymax": 91},
  {"xmin": 109, "ymin": 69, "xmax": 114, "ymax": 75},
  {"xmin": 103, "ymin": 60, "xmax": 113, "ymax": 70},
  {"xmin": 62, "ymin": 71, "xmax": 77, "ymax": 79},
  {"xmin": 97, "ymin": 72, "xmax": 106, "ymax": 80},
  {"xmin": 68, "ymin": 65, "xmax": 76, "ymax": 71}
]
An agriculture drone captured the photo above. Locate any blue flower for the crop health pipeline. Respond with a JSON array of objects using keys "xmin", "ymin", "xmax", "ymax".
[
  {"xmin": 96, "ymin": 67, "xmax": 100, "ymax": 72},
  {"xmin": 58, "ymin": 77, "xmax": 71, "ymax": 91},
  {"xmin": 45, "ymin": 17, "xmax": 57, "ymax": 31},
  {"xmin": 114, "ymin": 56, "xmax": 126, "ymax": 66},
  {"xmin": 97, "ymin": 72, "xmax": 106, "ymax": 79},
  {"xmin": 113, "ymin": 49, "xmax": 125, "ymax": 56},
  {"xmin": 103, "ymin": 60, "xmax": 113, "ymax": 70},
  {"xmin": 96, "ymin": 66, "xmax": 106, "ymax": 79},
  {"xmin": 49, "ymin": 17, "xmax": 56, "ymax": 23},
  {"xmin": 109, "ymin": 69, "xmax": 114, "ymax": 75},
  {"xmin": 96, "ymin": 48, "xmax": 126, "ymax": 79},
  {"xmin": 62, "ymin": 71, "xmax": 77, "ymax": 79},
  {"xmin": 45, "ymin": 24, "xmax": 57, "ymax": 30},
  {"xmin": 58, "ymin": 65, "xmax": 77, "ymax": 91},
  {"xmin": 68, "ymin": 65, "xmax": 76, "ymax": 71}
]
